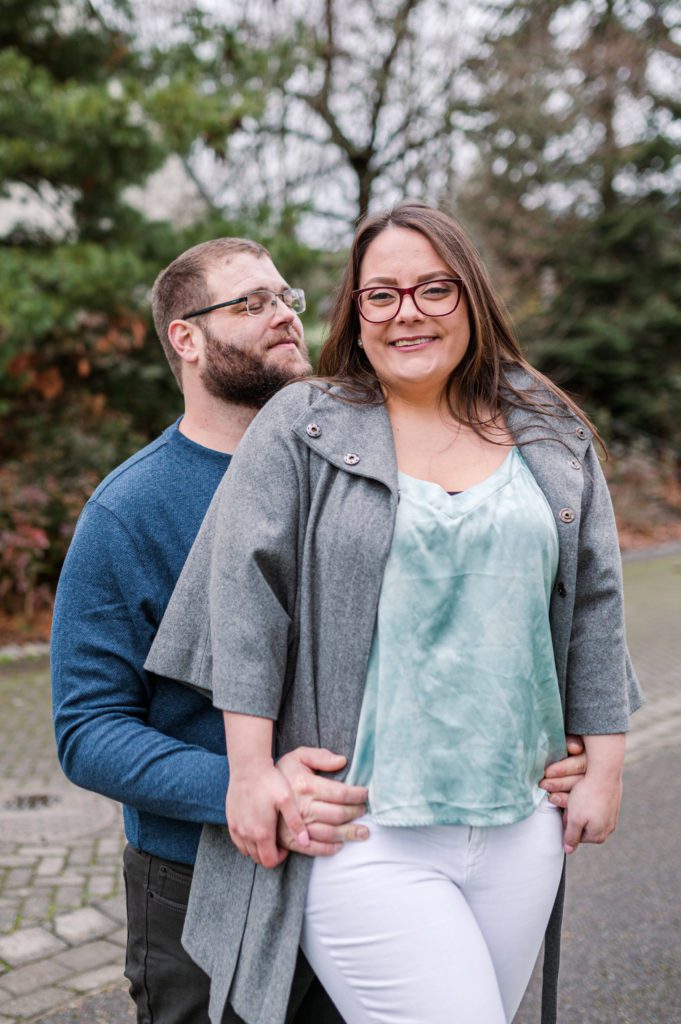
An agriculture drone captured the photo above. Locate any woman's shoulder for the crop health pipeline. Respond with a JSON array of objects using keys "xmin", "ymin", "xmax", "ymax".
[
  {"xmin": 239, "ymin": 378, "xmax": 342, "ymax": 440},
  {"xmin": 503, "ymin": 362, "xmax": 564, "ymax": 406},
  {"xmin": 255, "ymin": 377, "xmax": 361, "ymax": 419},
  {"xmin": 250, "ymin": 378, "xmax": 319, "ymax": 417},
  {"xmin": 502, "ymin": 362, "xmax": 593, "ymax": 444}
]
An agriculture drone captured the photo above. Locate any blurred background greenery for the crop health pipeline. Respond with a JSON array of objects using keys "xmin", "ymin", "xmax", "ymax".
[{"xmin": 1, "ymin": 0, "xmax": 680, "ymax": 637}]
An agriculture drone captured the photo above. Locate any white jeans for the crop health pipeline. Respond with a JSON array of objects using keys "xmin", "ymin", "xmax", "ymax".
[{"xmin": 301, "ymin": 799, "xmax": 564, "ymax": 1024}]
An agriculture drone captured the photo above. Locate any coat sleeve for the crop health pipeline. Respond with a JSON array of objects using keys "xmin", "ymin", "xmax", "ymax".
[
  {"xmin": 145, "ymin": 388, "xmax": 308, "ymax": 719},
  {"xmin": 563, "ymin": 442, "xmax": 644, "ymax": 735}
]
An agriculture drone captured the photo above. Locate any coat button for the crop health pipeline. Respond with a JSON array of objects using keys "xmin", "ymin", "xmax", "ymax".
[
  {"xmin": 306, "ymin": 422, "xmax": 321, "ymax": 438},
  {"xmin": 576, "ymin": 426, "xmax": 587, "ymax": 440},
  {"xmin": 344, "ymin": 452, "xmax": 360, "ymax": 466},
  {"xmin": 559, "ymin": 507, "xmax": 575, "ymax": 523},
  {"xmin": 556, "ymin": 581, "xmax": 567, "ymax": 597},
  {"xmin": 569, "ymin": 457, "xmax": 581, "ymax": 470}
]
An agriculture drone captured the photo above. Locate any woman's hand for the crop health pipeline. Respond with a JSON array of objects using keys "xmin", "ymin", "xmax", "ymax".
[
  {"xmin": 227, "ymin": 761, "xmax": 310, "ymax": 868},
  {"xmin": 562, "ymin": 734, "xmax": 625, "ymax": 854},
  {"xmin": 539, "ymin": 734, "xmax": 587, "ymax": 809},
  {"xmin": 562, "ymin": 774, "xmax": 622, "ymax": 854}
]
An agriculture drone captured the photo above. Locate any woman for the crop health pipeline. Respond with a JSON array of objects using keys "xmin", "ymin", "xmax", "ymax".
[{"xmin": 145, "ymin": 203, "xmax": 642, "ymax": 1024}]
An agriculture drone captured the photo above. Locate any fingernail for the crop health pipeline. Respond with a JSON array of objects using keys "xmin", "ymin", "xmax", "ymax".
[
  {"xmin": 564, "ymin": 844, "xmax": 575, "ymax": 854},
  {"xmin": 356, "ymin": 826, "xmax": 369, "ymax": 840}
]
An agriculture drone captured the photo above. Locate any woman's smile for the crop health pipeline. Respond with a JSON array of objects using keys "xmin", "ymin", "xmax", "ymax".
[{"xmin": 389, "ymin": 335, "xmax": 438, "ymax": 349}]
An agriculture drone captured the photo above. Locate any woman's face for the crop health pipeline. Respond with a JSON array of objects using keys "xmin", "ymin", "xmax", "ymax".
[{"xmin": 356, "ymin": 226, "xmax": 470, "ymax": 401}]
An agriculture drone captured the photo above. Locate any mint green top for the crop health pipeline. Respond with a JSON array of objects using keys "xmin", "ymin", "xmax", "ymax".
[{"xmin": 346, "ymin": 447, "xmax": 566, "ymax": 826}]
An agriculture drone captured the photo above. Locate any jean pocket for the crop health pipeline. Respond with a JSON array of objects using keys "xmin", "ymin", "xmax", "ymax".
[
  {"xmin": 147, "ymin": 889, "xmax": 188, "ymax": 914},
  {"xmin": 152, "ymin": 863, "xmax": 192, "ymax": 908}
]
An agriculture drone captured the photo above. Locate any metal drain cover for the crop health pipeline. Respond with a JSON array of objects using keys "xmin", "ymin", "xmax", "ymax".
[
  {"xmin": 0, "ymin": 783, "xmax": 119, "ymax": 842},
  {"xmin": 4, "ymin": 793, "xmax": 61, "ymax": 811}
]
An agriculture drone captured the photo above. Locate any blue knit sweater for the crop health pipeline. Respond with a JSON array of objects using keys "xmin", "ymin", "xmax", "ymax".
[{"xmin": 51, "ymin": 420, "xmax": 230, "ymax": 864}]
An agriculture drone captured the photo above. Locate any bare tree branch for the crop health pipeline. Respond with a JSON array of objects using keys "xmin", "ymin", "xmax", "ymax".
[
  {"xmin": 295, "ymin": 0, "xmax": 365, "ymax": 160},
  {"xmin": 368, "ymin": 0, "xmax": 422, "ymax": 149},
  {"xmin": 180, "ymin": 157, "xmax": 220, "ymax": 211}
]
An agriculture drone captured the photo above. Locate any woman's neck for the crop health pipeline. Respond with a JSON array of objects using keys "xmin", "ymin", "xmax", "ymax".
[{"xmin": 384, "ymin": 384, "xmax": 465, "ymax": 429}]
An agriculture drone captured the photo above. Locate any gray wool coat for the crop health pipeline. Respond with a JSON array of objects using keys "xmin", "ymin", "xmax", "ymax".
[{"xmin": 145, "ymin": 364, "xmax": 642, "ymax": 1024}]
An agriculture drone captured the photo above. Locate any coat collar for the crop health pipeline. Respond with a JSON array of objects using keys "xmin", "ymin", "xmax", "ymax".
[
  {"xmin": 292, "ymin": 384, "xmax": 399, "ymax": 495},
  {"xmin": 291, "ymin": 367, "xmax": 592, "ymax": 492}
]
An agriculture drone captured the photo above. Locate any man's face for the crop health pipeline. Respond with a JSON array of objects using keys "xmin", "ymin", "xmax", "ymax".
[{"xmin": 198, "ymin": 254, "xmax": 312, "ymax": 408}]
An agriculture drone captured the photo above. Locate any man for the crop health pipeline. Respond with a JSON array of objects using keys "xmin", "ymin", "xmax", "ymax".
[
  {"xmin": 51, "ymin": 236, "xmax": 585, "ymax": 1024},
  {"xmin": 51, "ymin": 238, "xmax": 369, "ymax": 1024}
]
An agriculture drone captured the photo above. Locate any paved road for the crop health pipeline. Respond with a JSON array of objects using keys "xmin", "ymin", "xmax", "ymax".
[
  {"xmin": 516, "ymin": 549, "xmax": 681, "ymax": 1024},
  {"xmin": 0, "ymin": 549, "xmax": 678, "ymax": 1022},
  {"xmin": 515, "ymin": 745, "xmax": 681, "ymax": 1024}
]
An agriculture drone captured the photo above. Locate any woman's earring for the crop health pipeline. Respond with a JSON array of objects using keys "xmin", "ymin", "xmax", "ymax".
[{"xmin": 357, "ymin": 338, "xmax": 364, "ymax": 348}]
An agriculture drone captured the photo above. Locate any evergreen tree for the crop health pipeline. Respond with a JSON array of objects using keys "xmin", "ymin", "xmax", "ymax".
[
  {"xmin": 460, "ymin": 0, "xmax": 681, "ymax": 447},
  {"xmin": 0, "ymin": 0, "xmax": 313, "ymax": 613}
]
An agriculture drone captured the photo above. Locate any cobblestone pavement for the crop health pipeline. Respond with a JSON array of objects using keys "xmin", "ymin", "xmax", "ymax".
[
  {"xmin": 0, "ymin": 548, "xmax": 678, "ymax": 1022},
  {"xmin": 0, "ymin": 658, "xmax": 130, "ymax": 1022}
]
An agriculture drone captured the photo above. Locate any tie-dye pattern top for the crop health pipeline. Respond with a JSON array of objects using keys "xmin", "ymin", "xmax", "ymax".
[{"xmin": 346, "ymin": 446, "xmax": 567, "ymax": 826}]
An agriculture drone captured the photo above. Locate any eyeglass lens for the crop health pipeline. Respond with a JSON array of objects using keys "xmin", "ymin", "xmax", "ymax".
[
  {"xmin": 245, "ymin": 289, "xmax": 305, "ymax": 315},
  {"xmin": 357, "ymin": 280, "xmax": 460, "ymax": 323}
]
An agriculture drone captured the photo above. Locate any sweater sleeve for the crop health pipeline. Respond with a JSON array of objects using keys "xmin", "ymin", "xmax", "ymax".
[
  {"xmin": 563, "ymin": 443, "xmax": 644, "ymax": 734},
  {"xmin": 51, "ymin": 501, "xmax": 228, "ymax": 824}
]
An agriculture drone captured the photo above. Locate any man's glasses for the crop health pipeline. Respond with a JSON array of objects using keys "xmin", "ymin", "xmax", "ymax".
[
  {"xmin": 183, "ymin": 288, "xmax": 306, "ymax": 320},
  {"xmin": 352, "ymin": 279, "xmax": 463, "ymax": 324}
]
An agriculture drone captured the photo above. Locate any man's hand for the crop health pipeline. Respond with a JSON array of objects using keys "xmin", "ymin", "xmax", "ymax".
[
  {"xmin": 276, "ymin": 747, "xmax": 369, "ymax": 857},
  {"xmin": 538, "ymin": 734, "xmax": 587, "ymax": 809}
]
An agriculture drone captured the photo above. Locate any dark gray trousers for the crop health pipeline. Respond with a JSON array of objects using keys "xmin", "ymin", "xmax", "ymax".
[{"xmin": 123, "ymin": 844, "xmax": 343, "ymax": 1024}]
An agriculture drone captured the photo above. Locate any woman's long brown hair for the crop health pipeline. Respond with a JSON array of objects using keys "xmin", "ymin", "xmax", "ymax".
[{"xmin": 316, "ymin": 202, "xmax": 601, "ymax": 446}]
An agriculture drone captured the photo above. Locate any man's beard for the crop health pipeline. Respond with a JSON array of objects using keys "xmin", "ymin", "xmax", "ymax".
[{"xmin": 200, "ymin": 326, "xmax": 311, "ymax": 409}]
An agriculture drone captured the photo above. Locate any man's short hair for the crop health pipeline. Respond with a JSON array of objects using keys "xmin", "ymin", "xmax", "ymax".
[{"xmin": 151, "ymin": 237, "xmax": 270, "ymax": 389}]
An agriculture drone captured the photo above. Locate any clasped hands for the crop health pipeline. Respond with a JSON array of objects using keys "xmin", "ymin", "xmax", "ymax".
[
  {"xmin": 226, "ymin": 747, "xmax": 369, "ymax": 868},
  {"xmin": 226, "ymin": 735, "xmax": 598, "ymax": 869}
]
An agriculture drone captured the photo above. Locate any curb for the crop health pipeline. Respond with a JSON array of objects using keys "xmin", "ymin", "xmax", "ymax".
[
  {"xmin": 621, "ymin": 540, "xmax": 681, "ymax": 563},
  {"xmin": 0, "ymin": 645, "xmax": 50, "ymax": 665}
]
